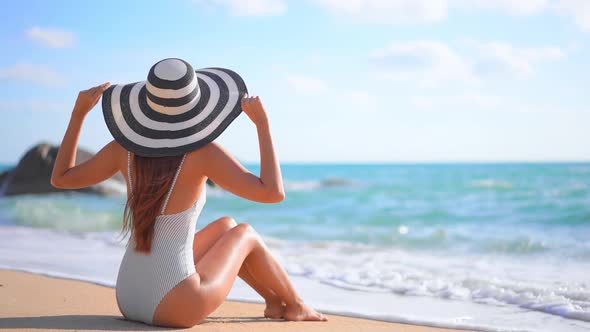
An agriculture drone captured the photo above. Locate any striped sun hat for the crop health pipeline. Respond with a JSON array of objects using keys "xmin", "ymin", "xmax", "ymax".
[{"xmin": 102, "ymin": 58, "xmax": 248, "ymax": 157}]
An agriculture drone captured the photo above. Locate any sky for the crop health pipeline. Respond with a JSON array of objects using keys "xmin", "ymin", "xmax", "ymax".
[{"xmin": 0, "ymin": 0, "xmax": 589, "ymax": 164}]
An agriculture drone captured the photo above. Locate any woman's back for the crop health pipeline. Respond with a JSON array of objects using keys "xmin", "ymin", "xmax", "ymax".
[{"xmin": 116, "ymin": 150, "xmax": 207, "ymax": 324}]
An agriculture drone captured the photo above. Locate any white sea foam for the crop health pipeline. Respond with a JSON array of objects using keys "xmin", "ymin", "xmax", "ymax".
[
  {"xmin": 98, "ymin": 178, "xmax": 128, "ymax": 196},
  {"xmin": 284, "ymin": 180, "xmax": 322, "ymax": 191},
  {"xmin": 1, "ymin": 225, "xmax": 589, "ymax": 332},
  {"xmin": 284, "ymin": 178, "xmax": 358, "ymax": 191},
  {"xmin": 471, "ymin": 179, "xmax": 513, "ymax": 189},
  {"xmin": 278, "ymin": 239, "xmax": 590, "ymax": 320}
]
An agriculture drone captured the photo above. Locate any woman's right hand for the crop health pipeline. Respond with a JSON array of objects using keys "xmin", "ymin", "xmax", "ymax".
[{"xmin": 241, "ymin": 95, "xmax": 269, "ymax": 126}]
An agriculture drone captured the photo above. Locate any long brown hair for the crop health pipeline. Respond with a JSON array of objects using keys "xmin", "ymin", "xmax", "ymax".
[{"xmin": 119, "ymin": 153, "xmax": 184, "ymax": 253}]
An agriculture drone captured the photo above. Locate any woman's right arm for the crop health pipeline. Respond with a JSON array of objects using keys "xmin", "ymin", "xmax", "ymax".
[{"xmin": 202, "ymin": 96, "xmax": 285, "ymax": 203}]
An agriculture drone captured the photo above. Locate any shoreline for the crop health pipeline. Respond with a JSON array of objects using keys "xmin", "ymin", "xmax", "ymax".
[
  {"xmin": 0, "ymin": 268, "xmax": 469, "ymax": 332},
  {"xmin": 2, "ymin": 222, "xmax": 588, "ymax": 332}
]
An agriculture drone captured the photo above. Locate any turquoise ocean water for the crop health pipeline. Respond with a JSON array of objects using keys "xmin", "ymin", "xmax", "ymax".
[{"xmin": 1, "ymin": 162, "xmax": 589, "ymax": 331}]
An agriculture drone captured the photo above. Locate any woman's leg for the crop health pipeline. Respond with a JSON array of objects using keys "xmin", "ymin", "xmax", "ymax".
[
  {"xmin": 193, "ymin": 216, "xmax": 284, "ymax": 317},
  {"xmin": 195, "ymin": 223, "xmax": 327, "ymax": 323}
]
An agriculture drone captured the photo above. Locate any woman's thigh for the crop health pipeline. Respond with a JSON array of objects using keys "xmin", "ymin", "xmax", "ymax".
[
  {"xmin": 153, "ymin": 223, "xmax": 258, "ymax": 328},
  {"xmin": 193, "ymin": 216, "xmax": 237, "ymax": 264}
]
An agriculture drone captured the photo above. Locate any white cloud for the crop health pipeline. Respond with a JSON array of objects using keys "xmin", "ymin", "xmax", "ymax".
[
  {"xmin": 307, "ymin": 0, "xmax": 590, "ymax": 34},
  {"xmin": 26, "ymin": 26, "xmax": 75, "ymax": 48},
  {"xmin": 371, "ymin": 40, "xmax": 565, "ymax": 83},
  {"xmin": 0, "ymin": 100, "xmax": 69, "ymax": 113},
  {"xmin": 311, "ymin": 0, "xmax": 448, "ymax": 23},
  {"xmin": 370, "ymin": 41, "xmax": 476, "ymax": 83},
  {"xmin": 411, "ymin": 92, "xmax": 501, "ymax": 109},
  {"xmin": 282, "ymin": 70, "xmax": 379, "ymax": 111},
  {"xmin": 194, "ymin": 0, "xmax": 287, "ymax": 16},
  {"xmin": 454, "ymin": 0, "xmax": 590, "ymax": 34},
  {"xmin": 465, "ymin": 40, "xmax": 565, "ymax": 77},
  {"xmin": 556, "ymin": 0, "xmax": 590, "ymax": 32},
  {"xmin": 348, "ymin": 91, "xmax": 378, "ymax": 110},
  {"xmin": 285, "ymin": 74, "xmax": 328, "ymax": 94},
  {"xmin": 451, "ymin": 0, "xmax": 550, "ymax": 15},
  {"xmin": 0, "ymin": 63, "xmax": 67, "ymax": 87},
  {"xmin": 309, "ymin": 0, "xmax": 548, "ymax": 24}
]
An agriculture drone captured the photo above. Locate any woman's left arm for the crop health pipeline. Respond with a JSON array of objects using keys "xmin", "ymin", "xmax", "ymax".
[{"xmin": 51, "ymin": 82, "xmax": 121, "ymax": 189}]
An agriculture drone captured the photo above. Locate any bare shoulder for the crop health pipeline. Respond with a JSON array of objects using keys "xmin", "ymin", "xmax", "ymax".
[
  {"xmin": 201, "ymin": 141, "xmax": 223, "ymax": 152},
  {"xmin": 185, "ymin": 142, "xmax": 221, "ymax": 174},
  {"xmin": 107, "ymin": 139, "xmax": 126, "ymax": 155},
  {"xmin": 108, "ymin": 140, "xmax": 125, "ymax": 154},
  {"xmin": 102, "ymin": 140, "xmax": 128, "ymax": 171},
  {"xmin": 186, "ymin": 141, "xmax": 236, "ymax": 174},
  {"xmin": 195, "ymin": 141, "xmax": 228, "ymax": 160}
]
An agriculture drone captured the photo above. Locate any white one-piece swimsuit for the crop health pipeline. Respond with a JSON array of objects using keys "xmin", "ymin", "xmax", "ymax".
[{"xmin": 116, "ymin": 151, "xmax": 206, "ymax": 325}]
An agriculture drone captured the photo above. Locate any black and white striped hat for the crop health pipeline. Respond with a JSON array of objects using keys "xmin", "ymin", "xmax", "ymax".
[{"xmin": 102, "ymin": 58, "xmax": 248, "ymax": 157}]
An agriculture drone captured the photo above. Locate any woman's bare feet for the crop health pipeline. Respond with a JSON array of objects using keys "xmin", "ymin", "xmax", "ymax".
[
  {"xmin": 284, "ymin": 301, "xmax": 328, "ymax": 321},
  {"xmin": 264, "ymin": 297, "xmax": 286, "ymax": 319}
]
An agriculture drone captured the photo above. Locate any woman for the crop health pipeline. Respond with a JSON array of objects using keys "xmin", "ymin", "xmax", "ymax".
[{"xmin": 50, "ymin": 58, "xmax": 327, "ymax": 327}]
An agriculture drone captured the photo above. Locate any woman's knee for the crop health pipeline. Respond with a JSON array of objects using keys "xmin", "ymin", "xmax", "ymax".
[
  {"xmin": 233, "ymin": 223, "xmax": 260, "ymax": 242},
  {"xmin": 216, "ymin": 216, "xmax": 238, "ymax": 231}
]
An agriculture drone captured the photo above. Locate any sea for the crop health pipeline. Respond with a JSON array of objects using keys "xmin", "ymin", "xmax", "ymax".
[{"xmin": 0, "ymin": 162, "xmax": 589, "ymax": 332}]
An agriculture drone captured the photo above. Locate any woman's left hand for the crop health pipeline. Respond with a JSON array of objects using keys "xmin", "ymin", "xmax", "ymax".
[{"xmin": 73, "ymin": 82, "xmax": 111, "ymax": 117}]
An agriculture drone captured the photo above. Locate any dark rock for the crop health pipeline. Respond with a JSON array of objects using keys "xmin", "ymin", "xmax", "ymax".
[
  {"xmin": 0, "ymin": 142, "xmax": 126, "ymax": 197},
  {"xmin": 0, "ymin": 142, "xmax": 217, "ymax": 197}
]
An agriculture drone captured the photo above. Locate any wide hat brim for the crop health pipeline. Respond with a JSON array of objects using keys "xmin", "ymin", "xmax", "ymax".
[{"xmin": 102, "ymin": 67, "xmax": 248, "ymax": 157}]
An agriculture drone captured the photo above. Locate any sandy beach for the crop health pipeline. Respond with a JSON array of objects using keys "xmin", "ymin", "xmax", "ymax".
[{"xmin": 0, "ymin": 269, "xmax": 469, "ymax": 332}]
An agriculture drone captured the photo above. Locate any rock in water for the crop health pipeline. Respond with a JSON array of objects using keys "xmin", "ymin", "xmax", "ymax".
[{"xmin": 0, "ymin": 142, "xmax": 126, "ymax": 197}]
